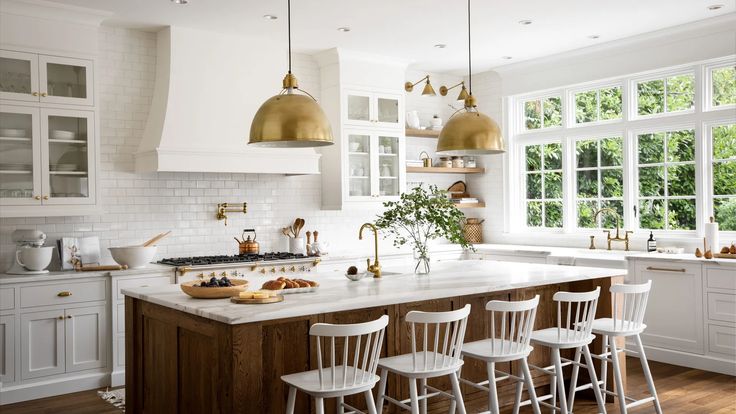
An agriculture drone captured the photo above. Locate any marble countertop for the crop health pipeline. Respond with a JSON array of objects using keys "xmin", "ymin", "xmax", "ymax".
[
  {"xmin": 122, "ymin": 260, "xmax": 626, "ymax": 325},
  {"xmin": 626, "ymin": 251, "xmax": 736, "ymax": 265},
  {"xmin": 0, "ymin": 263, "xmax": 172, "ymax": 284}
]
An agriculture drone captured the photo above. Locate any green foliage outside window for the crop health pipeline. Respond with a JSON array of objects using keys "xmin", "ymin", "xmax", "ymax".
[
  {"xmin": 637, "ymin": 74, "xmax": 694, "ymax": 115},
  {"xmin": 525, "ymin": 143, "xmax": 563, "ymax": 228},
  {"xmin": 637, "ymin": 129, "xmax": 696, "ymax": 230},
  {"xmin": 712, "ymin": 66, "xmax": 736, "ymax": 107},
  {"xmin": 575, "ymin": 87, "xmax": 622, "ymax": 124},
  {"xmin": 524, "ymin": 97, "xmax": 562, "ymax": 130},
  {"xmin": 575, "ymin": 137, "xmax": 624, "ymax": 229},
  {"xmin": 713, "ymin": 124, "xmax": 736, "ymax": 231}
]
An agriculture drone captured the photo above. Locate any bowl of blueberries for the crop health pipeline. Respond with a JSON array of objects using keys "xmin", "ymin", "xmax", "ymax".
[{"xmin": 180, "ymin": 276, "xmax": 249, "ymax": 299}]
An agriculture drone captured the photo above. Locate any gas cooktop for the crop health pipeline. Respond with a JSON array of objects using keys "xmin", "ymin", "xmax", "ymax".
[{"xmin": 158, "ymin": 252, "xmax": 307, "ymax": 267}]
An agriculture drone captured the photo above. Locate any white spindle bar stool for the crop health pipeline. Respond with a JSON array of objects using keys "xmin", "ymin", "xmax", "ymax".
[
  {"xmin": 567, "ymin": 280, "xmax": 662, "ymax": 414},
  {"xmin": 281, "ymin": 314, "xmax": 389, "ymax": 414},
  {"xmin": 455, "ymin": 295, "xmax": 542, "ymax": 414},
  {"xmin": 520, "ymin": 287, "xmax": 606, "ymax": 414},
  {"xmin": 375, "ymin": 304, "xmax": 471, "ymax": 414}
]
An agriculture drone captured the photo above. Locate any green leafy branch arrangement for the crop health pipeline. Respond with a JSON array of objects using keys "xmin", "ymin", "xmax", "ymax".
[{"xmin": 374, "ymin": 185, "xmax": 473, "ymax": 260}]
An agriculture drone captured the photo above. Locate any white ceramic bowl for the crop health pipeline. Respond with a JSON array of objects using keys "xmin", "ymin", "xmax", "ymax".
[
  {"xmin": 109, "ymin": 246, "xmax": 157, "ymax": 269},
  {"xmin": 344, "ymin": 271, "xmax": 367, "ymax": 281}
]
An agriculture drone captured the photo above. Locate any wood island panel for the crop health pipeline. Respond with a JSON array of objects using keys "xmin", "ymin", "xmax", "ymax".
[{"xmin": 125, "ymin": 276, "xmax": 624, "ymax": 414}]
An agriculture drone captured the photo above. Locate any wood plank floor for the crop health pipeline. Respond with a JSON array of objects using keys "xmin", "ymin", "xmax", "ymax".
[{"xmin": 2, "ymin": 361, "xmax": 734, "ymax": 413}]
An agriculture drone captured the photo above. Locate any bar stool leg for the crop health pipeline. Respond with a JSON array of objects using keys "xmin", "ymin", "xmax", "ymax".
[
  {"xmin": 512, "ymin": 377, "xmax": 523, "ymax": 414},
  {"xmin": 449, "ymin": 371, "xmax": 467, "ymax": 414},
  {"xmin": 364, "ymin": 390, "xmax": 378, "ymax": 414},
  {"xmin": 601, "ymin": 335, "xmax": 609, "ymax": 400},
  {"xmin": 567, "ymin": 346, "xmax": 583, "ymax": 412},
  {"xmin": 420, "ymin": 378, "xmax": 428, "ymax": 414},
  {"xmin": 521, "ymin": 357, "xmax": 541, "ymax": 414},
  {"xmin": 315, "ymin": 397, "xmax": 325, "ymax": 414},
  {"xmin": 376, "ymin": 369, "xmax": 388, "ymax": 412},
  {"xmin": 486, "ymin": 362, "xmax": 500, "ymax": 414},
  {"xmin": 609, "ymin": 338, "xmax": 627, "ymax": 414},
  {"xmin": 583, "ymin": 344, "xmax": 607, "ymax": 414},
  {"xmin": 409, "ymin": 378, "xmax": 420, "ymax": 414},
  {"xmin": 635, "ymin": 334, "xmax": 663, "ymax": 414},
  {"xmin": 337, "ymin": 396, "xmax": 345, "ymax": 414},
  {"xmin": 286, "ymin": 386, "xmax": 297, "ymax": 414},
  {"xmin": 551, "ymin": 349, "xmax": 569, "ymax": 414}
]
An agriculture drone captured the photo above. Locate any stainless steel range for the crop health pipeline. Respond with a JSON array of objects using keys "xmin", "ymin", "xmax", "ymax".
[{"xmin": 158, "ymin": 252, "xmax": 321, "ymax": 283}]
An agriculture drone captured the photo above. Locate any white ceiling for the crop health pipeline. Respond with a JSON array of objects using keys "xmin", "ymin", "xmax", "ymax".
[{"xmin": 44, "ymin": 0, "xmax": 736, "ymax": 73}]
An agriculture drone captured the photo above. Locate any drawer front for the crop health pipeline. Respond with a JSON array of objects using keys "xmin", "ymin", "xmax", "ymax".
[
  {"xmin": 707, "ymin": 292, "xmax": 736, "ymax": 323},
  {"xmin": 20, "ymin": 279, "xmax": 107, "ymax": 308},
  {"xmin": 116, "ymin": 275, "xmax": 171, "ymax": 299},
  {"xmin": 706, "ymin": 267, "xmax": 736, "ymax": 291},
  {"xmin": 0, "ymin": 288, "xmax": 14, "ymax": 311},
  {"xmin": 708, "ymin": 324, "xmax": 736, "ymax": 357}
]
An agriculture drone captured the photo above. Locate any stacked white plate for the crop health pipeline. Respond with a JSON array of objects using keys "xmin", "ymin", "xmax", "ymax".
[
  {"xmin": 51, "ymin": 130, "xmax": 77, "ymax": 139},
  {"xmin": 0, "ymin": 128, "xmax": 28, "ymax": 138}
]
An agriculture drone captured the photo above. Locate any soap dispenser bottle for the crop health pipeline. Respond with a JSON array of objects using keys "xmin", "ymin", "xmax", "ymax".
[{"xmin": 647, "ymin": 231, "xmax": 657, "ymax": 252}]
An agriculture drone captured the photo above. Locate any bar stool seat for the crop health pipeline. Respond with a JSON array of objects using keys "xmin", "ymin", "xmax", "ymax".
[
  {"xmin": 530, "ymin": 327, "xmax": 595, "ymax": 348},
  {"xmin": 282, "ymin": 367, "xmax": 379, "ymax": 398},
  {"xmin": 591, "ymin": 318, "xmax": 647, "ymax": 336},
  {"xmin": 376, "ymin": 352, "xmax": 463, "ymax": 378},
  {"xmin": 461, "ymin": 338, "xmax": 533, "ymax": 363}
]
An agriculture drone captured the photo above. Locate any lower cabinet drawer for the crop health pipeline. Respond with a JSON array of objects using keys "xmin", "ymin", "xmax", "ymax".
[
  {"xmin": 708, "ymin": 292, "xmax": 736, "ymax": 323},
  {"xmin": 706, "ymin": 267, "xmax": 736, "ymax": 291},
  {"xmin": 708, "ymin": 324, "xmax": 736, "ymax": 356},
  {"xmin": 20, "ymin": 279, "xmax": 107, "ymax": 308}
]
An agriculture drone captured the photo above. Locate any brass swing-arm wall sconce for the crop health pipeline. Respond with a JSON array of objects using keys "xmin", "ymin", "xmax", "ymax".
[
  {"xmin": 216, "ymin": 202, "xmax": 247, "ymax": 226},
  {"xmin": 404, "ymin": 75, "xmax": 436, "ymax": 96},
  {"xmin": 440, "ymin": 81, "xmax": 470, "ymax": 101}
]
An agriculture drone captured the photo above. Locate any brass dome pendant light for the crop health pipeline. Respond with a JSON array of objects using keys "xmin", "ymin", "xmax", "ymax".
[
  {"xmin": 436, "ymin": 0, "xmax": 504, "ymax": 155},
  {"xmin": 249, "ymin": 0, "xmax": 333, "ymax": 147}
]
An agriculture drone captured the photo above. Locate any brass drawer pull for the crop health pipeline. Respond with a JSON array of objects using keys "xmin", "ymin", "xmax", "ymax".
[
  {"xmin": 57, "ymin": 291, "xmax": 73, "ymax": 297},
  {"xmin": 646, "ymin": 266, "xmax": 686, "ymax": 273},
  {"xmin": 57, "ymin": 316, "xmax": 64, "ymax": 320}
]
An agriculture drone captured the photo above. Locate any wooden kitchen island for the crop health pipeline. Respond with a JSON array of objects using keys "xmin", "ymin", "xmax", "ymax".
[{"xmin": 124, "ymin": 260, "xmax": 625, "ymax": 414}]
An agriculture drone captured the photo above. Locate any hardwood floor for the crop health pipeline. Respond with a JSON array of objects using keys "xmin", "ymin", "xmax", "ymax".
[{"xmin": 1, "ymin": 361, "xmax": 733, "ymax": 413}]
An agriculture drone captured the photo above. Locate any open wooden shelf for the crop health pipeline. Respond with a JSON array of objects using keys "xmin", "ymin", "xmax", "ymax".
[
  {"xmin": 405, "ymin": 128, "xmax": 440, "ymax": 138},
  {"xmin": 406, "ymin": 166, "xmax": 485, "ymax": 174},
  {"xmin": 454, "ymin": 202, "xmax": 486, "ymax": 209}
]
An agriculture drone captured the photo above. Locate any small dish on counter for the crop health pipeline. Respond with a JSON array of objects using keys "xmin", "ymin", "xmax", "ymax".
[
  {"xmin": 344, "ymin": 271, "xmax": 367, "ymax": 281},
  {"xmin": 180, "ymin": 278, "xmax": 248, "ymax": 299},
  {"xmin": 260, "ymin": 277, "xmax": 319, "ymax": 294}
]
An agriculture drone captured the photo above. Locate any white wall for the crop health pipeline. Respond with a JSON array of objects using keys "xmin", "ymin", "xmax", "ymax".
[
  {"xmin": 470, "ymin": 15, "xmax": 736, "ymax": 249},
  {"xmin": 0, "ymin": 26, "xmax": 462, "ymax": 271}
]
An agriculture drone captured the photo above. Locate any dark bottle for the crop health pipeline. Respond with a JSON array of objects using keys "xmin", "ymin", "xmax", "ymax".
[{"xmin": 647, "ymin": 231, "xmax": 657, "ymax": 252}]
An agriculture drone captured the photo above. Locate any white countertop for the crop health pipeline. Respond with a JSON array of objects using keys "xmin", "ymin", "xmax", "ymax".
[
  {"xmin": 626, "ymin": 251, "xmax": 736, "ymax": 265},
  {"xmin": 0, "ymin": 263, "xmax": 172, "ymax": 284},
  {"xmin": 122, "ymin": 260, "xmax": 626, "ymax": 325}
]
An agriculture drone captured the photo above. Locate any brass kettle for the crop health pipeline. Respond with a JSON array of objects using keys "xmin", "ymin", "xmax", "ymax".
[{"xmin": 239, "ymin": 229, "xmax": 259, "ymax": 255}]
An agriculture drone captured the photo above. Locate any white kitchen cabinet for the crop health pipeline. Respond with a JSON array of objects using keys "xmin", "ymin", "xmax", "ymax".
[
  {"xmin": 0, "ymin": 50, "xmax": 93, "ymax": 106},
  {"xmin": 0, "ymin": 315, "xmax": 14, "ymax": 384},
  {"xmin": 632, "ymin": 260, "xmax": 704, "ymax": 354},
  {"xmin": 0, "ymin": 105, "xmax": 97, "ymax": 214},
  {"xmin": 64, "ymin": 305, "xmax": 106, "ymax": 373},
  {"xmin": 344, "ymin": 129, "xmax": 406, "ymax": 201},
  {"xmin": 20, "ymin": 309, "xmax": 65, "ymax": 380},
  {"xmin": 344, "ymin": 90, "xmax": 402, "ymax": 130}
]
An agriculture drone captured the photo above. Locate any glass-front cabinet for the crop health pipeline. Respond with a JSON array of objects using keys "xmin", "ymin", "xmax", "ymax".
[
  {"xmin": 344, "ymin": 89, "xmax": 402, "ymax": 129},
  {"xmin": 345, "ymin": 129, "xmax": 405, "ymax": 201},
  {"xmin": 0, "ymin": 105, "xmax": 95, "ymax": 208},
  {"xmin": 1, "ymin": 50, "xmax": 93, "ymax": 106}
]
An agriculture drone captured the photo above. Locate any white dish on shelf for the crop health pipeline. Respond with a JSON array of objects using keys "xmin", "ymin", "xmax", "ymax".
[
  {"xmin": 50, "ymin": 163, "xmax": 78, "ymax": 171},
  {"xmin": 51, "ymin": 130, "xmax": 76, "ymax": 139},
  {"xmin": 0, "ymin": 128, "xmax": 28, "ymax": 137}
]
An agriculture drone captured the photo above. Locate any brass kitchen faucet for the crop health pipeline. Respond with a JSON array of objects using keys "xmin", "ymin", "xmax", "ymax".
[
  {"xmin": 593, "ymin": 208, "xmax": 633, "ymax": 251},
  {"xmin": 358, "ymin": 223, "xmax": 382, "ymax": 278}
]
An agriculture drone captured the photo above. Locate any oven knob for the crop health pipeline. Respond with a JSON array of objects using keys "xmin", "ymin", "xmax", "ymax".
[
  {"xmin": 231, "ymin": 271, "xmax": 240, "ymax": 277},
  {"xmin": 209, "ymin": 272, "xmax": 216, "ymax": 278},
  {"xmin": 259, "ymin": 268, "xmax": 266, "ymax": 274},
  {"xmin": 197, "ymin": 273, "xmax": 204, "ymax": 279},
  {"xmin": 280, "ymin": 267, "xmax": 286, "ymax": 273},
  {"xmin": 270, "ymin": 267, "xmax": 276, "ymax": 273},
  {"xmin": 220, "ymin": 271, "xmax": 227, "ymax": 277},
  {"xmin": 299, "ymin": 266, "xmax": 306, "ymax": 271},
  {"xmin": 289, "ymin": 266, "xmax": 296, "ymax": 272}
]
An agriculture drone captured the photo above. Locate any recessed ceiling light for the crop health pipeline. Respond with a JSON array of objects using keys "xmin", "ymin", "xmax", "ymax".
[
  {"xmin": 170, "ymin": 0, "xmax": 188, "ymax": 4},
  {"xmin": 434, "ymin": 44, "xmax": 447, "ymax": 49},
  {"xmin": 262, "ymin": 14, "xmax": 278, "ymax": 20},
  {"xmin": 337, "ymin": 27, "xmax": 351, "ymax": 32},
  {"xmin": 707, "ymin": 4, "xmax": 724, "ymax": 10},
  {"xmin": 518, "ymin": 19, "xmax": 533, "ymax": 25},
  {"xmin": 588, "ymin": 34, "xmax": 600, "ymax": 39},
  {"xmin": 501, "ymin": 56, "xmax": 513, "ymax": 60}
]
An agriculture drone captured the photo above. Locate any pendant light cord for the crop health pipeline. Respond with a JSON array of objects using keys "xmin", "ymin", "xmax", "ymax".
[
  {"xmin": 467, "ymin": 0, "xmax": 472, "ymax": 96},
  {"xmin": 287, "ymin": 0, "xmax": 292, "ymax": 74}
]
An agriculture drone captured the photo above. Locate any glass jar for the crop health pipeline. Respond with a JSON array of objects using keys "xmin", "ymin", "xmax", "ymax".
[
  {"xmin": 466, "ymin": 156, "xmax": 476, "ymax": 168},
  {"xmin": 439, "ymin": 157, "xmax": 452, "ymax": 168},
  {"xmin": 451, "ymin": 156, "xmax": 464, "ymax": 168}
]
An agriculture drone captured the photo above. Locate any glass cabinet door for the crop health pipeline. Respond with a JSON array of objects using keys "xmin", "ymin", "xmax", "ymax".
[
  {"xmin": 41, "ymin": 108, "xmax": 95, "ymax": 204},
  {"xmin": 0, "ymin": 50, "xmax": 39, "ymax": 102},
  {"xmin": 346, "ymin": 93, "xmax": 372, "ymax": 125},
  {"xmin": 375, "ymin": 96, "xmax": 400, "ymax": 126},
  {"xmin": 39, "ymin": 56, "xmax": 93, "ymax": 106},
  {"xmin": 347, "ymin": 133, "xmax": 372, "ymax": 199},
  {"xmin": 377, "ymin": 135, "xmax": 400, "ymax": 197},
  {"xmin": 0, "ymin": 106, "xmax": 41, "ymax": 204}
]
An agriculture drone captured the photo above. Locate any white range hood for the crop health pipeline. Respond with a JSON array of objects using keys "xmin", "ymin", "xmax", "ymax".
[{"xmin": 135, "ymin": 27, "xmax": 321, "ymax": 175}]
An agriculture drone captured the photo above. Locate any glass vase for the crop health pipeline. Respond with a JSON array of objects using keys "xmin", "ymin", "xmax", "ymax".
[{"xmin": 413, "ymin": 248, "xmax": 430, "ymax": 275}]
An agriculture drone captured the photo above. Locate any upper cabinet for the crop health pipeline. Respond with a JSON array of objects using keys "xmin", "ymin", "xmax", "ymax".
[
  {"xmin": 0, "ymin": 50, "xmax": 94, "ymax": 106},
  {"xmin": 344, "ymin": 90, "xmax": 403, "ymax": 129}
]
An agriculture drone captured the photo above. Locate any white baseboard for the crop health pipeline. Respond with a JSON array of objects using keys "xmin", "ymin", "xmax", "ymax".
[
  {"xmin": 0, "ymin": 372, "xmax": 110, "ymax": 405},
  {"xmin": 642, "ymin": 345, "xmax": 736, "ymax": 376},
  {"xmin": 110, "ymin": 369, "xmax": 125, "ymax": 387}
]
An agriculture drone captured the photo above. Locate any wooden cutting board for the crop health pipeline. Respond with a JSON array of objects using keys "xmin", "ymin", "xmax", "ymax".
[{"xmin": 230, "ymin": 294, "xmax": 284, "ymax": 304}]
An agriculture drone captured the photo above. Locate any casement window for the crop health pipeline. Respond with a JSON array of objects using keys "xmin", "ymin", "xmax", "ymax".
[{"xmin": 508, "ymin": 56, "xmax": 735, "ymax": 235}]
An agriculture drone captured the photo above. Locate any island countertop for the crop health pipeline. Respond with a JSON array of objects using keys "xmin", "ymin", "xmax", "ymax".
[{"xmin": 122, "ymin": 259, "xmax": 626, "ymax": 325}]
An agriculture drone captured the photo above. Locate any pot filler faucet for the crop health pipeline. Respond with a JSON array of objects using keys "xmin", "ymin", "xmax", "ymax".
[
  {"xmin": 592, "ymin": 208, "xmax": 633, "ymax": 251},
  {"xmin": 358, "ymin": 223, "xmax": 382, "ymax": 278}
]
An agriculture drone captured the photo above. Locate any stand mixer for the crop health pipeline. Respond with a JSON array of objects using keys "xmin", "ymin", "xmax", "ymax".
[{"xmin": 6, "ymin": 229, "xmax": 52, "ymax": 275}]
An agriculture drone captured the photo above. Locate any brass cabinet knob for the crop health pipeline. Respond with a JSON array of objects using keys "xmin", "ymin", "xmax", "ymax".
[
  {"xmin": 43, "ymin": 195, "xmax": 49, "ymax": 200},
  {"xmin": 220, "ymin": 271, "xmax": 227, "ymax": 277},
  {"xmin": 66, "ymin": 315, "xmax": 72, "ymax": 319},
  {"xmin": 34, "ymin": 195, "xmax": 41, "ymax": 200},
  {"xmin": 58, "ymin": 316, "xmax": 64, "ymax": 320},
  {"xmin": 40, "ymin": 92, "xmax": 48, "ymax": 97},
  {"xmin": 259, "ymin": 268, "xmax": 266, "ymax": 274},
  {"xmin": 280, "ymin": 267, "xmax": 286, "ymax": 273},
  {"xmin": 289, "ymin": 266, "xmax": 296, "ymax": 272},
  {"xmin": 197, "ymin": 273, "xmax": 204, "ymax": 279},
  {"xmin": 270, "ymin": 267, "xmax": 276, "ymax": 273},
  {"xmin": 32, "ymin": 91, "xmax": 39, "ymax": 96},
  {"xmin": 57, "ymin": 291, "xmax": 72, "ymax": 297}
]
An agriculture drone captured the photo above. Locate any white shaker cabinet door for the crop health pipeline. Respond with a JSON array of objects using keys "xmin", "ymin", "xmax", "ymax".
[
  {"xmin": 634, "ymin": 261, "xmax": 704, "ymax": 354},
  {"xmin": 21, "ymin": 309, "xmax": 65, "ymax": 379},
  {"xmin": 64, "ymin": 305, "xmax": 107, "ymax": 373},
  {"xmin": 0, "ymin": 315, "xmax": 15, "ymax": 383}
]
